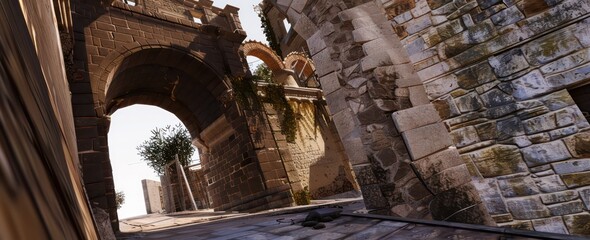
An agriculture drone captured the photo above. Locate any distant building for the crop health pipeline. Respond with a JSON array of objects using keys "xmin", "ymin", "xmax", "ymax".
[{"xmin": 141, "ymin": 179, "xmax": 164, "ymax": 214}]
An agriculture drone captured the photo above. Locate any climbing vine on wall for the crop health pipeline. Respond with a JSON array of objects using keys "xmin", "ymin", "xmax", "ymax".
[
  {"xmin": 262, "ymin": 84, "xmax": 297, "ymax": 143},
  {"xmin": 229, "ymin": 76, "xmax": 297, "ymax": 142},
  {"xmin": 257, "ymin": 7, "xmax": 283, "ymax": 58}
]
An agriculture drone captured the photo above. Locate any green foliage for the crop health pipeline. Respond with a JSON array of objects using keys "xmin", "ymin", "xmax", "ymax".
[
  {"xmin": 229, "ymin": 76, "xmax": 298, "ymax": 143},
  {"xmin": 294, "ymin": 187, "xmax": 311, "ymax": 205},
  {"xmin": 229, "ymin": 76, "xmax": 260, "ymax": 111},
  {"xmin": 257, "ymin": 9, "xmax": 282, "ymax": 58},
  {"xmin": 115, "ymin": 191, "xmax": 125, "ymax": 209},
  {"xmin": 262, "ymin": 84, "xmax": 297, "ymax": 143},
  {"xmin": 253, "ymin": 64, "xmax": 272, "ymax": 83},
  {"xmin": 137, "ymin": 124, "xmax": 195, "ymax": 174}
]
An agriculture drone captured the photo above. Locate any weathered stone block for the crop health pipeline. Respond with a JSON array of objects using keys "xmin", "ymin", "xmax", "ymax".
[
  {"xmin": 455, "ymin": 61, "xmax": 496, "ymax": 89},
  {"xmin": 313, "ymin": 48, "xmax": 339, "ymax": 77},
  {"xmin": 535, "ymin": 175, "xmax": 568, "ymax": 193},
  {"xmin": 409, "ymin": 85, "xmax": 431, "ymax": 106},
  {"xmin": 541, "ymin": 48, "xmax": 590, "ymax": 74},
  {"xmin": 540, "ymin": 190, "xmax": 579, "ymax": 204},
  {"xmin": 563, "ymin": 213, "xmax": 590, "ymax": 236},
  {"xmin": 406, "ymin": 15, "xmax": 432, "ymax": 35},
  {"xmin": 430, "ymin": 183, "xmax": 491, "ymax": 224},
  {"xmin": 512, "ymin": 70, "xmax": 553, "ymax": 100},
  {"xmin": 523, "ymin": 113, "xmax": 556, "ymax": 135},
  {"xmin": 531, "ymin": 216, "xmax": 569, "ymax": 234},
  {"xmin": 432, "ymin": 96, "xmax": 461, "ymax": 119},
  {"xmin": 561, "ymin": 171, "xmax": 590, "ymax": 188},
  {"xmin": 424, "ymin": 164, "xmax": 471, "ymax": 194},
  {"xmin": 492, "ymin": 214, "xmax": 513, "ymax": 223},
  {"xmin": 412, "ymin": 148, "xmax": 463, "ymax": 179},
  {"xmin": 455, "ymin": 92, "xmax": 482, "ymax": 113},
  {"xmin": 524, "ymin": 29, "xmax": 582, "ymax": 66},
  {"xmin": 498, "ymin": 176, "xmax": 540, "ymax": 197},
  {"xmin": 402, "ymin": 122, "xmax": 453, "ymax": 160},
  {"xmin": 539, "ymin": 90, "xmax": 575, "ymax": 111},
  {"xmin": 466, "ymin": 145, "xmax": 527, "ymax": 177},
  {"xmin": 480, "ymin": 88, "xmax": 515, "ymax": 109},
  {"xmin": 373, "ymin": 65, "xmax": 420, "ymax": 88},
  {"xmin": 552, "ymin": 159, "xmax": 590, "ymax": 174},
  {"xmin": 497, "ymin": 117, "xmax": 525, "ymax": 140},
  {"xmin": 546, "ymin": 63, "xmax": 590, "ymax": 89},
  {"xmin": 292, "ymin": 14, "xmax": 318, "ymax": 40},
  {"xmin": 391, "ymin": 104, "xmax": 440, "ymax": 133},
  {"xmin": 476, "ymin": 0, "xmax": 502, "ymax": 9},
  {"xmin": 424, "ymin": 74, "xmax": 459, "ymax": 98},
  {"xmin": 319, "ymin": 72, "xmax": 340, "ymax": 95},
  {"xmin": 475, "ymin": 121, "xmax": 497, "ymax": 140},
  {"xmin": 361, "ymin": 184, "xmax": 389, "ymax": 209},
  {"xmin": 489, "ymin": 48, "xmax": 529, "ymax": 77},
  {"xmin": 580, "ymin": 187, "xmax": 590, "ymax": 210},
  {"xmin": 450, "ymin": 126, "xmax": 480, "ymax": 148},
  {"xmin": 521, "ymin": 140, "xmax": 572, "ymax": 167},
  {"xmin": 422, "ymin": 19, "xmax": 464, "ymax": 47},
  {"xmin": 506, "ymin": 196, "xmax": 551, "ymax": 220},
  {"xmin": 548, "ymin": 200, "xmax": 584, "ymax": 216},
  {"xmin": 486, "ymin": 103, "xmax": 518, "ymax": 119},
  {"xmin": 491, "ymin": 5, "xmax": 524, "ymax": 27},
  {"xmin": 563, "ymin": 132, "xmax": 590, "ymax": 158}
]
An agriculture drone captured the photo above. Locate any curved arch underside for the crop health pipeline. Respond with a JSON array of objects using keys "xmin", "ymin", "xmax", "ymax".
[{"xmin": 106, "ymin": 48, "xmax": 226, "ymax": 137}]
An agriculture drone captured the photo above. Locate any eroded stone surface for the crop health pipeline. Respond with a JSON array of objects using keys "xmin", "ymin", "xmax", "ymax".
[{"xmin": 465, "ymin": 145, "xmax": 527, "ymax": 177}]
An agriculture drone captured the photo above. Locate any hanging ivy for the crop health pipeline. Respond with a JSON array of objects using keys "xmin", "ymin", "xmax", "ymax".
[
  {"xmin": 230, "ymin": 76, "xmax": 297, "ymax": 143},
  {"xmin": 257, "ymin": 8, "xmax": 283, "ymax": 58},
  {"xmin": 262, "ymin": 84, "xmax": 297, "ymax": 143},
  {"xmin": 229, "ymin": 76, "xmax": 260, "ymax": 111}
]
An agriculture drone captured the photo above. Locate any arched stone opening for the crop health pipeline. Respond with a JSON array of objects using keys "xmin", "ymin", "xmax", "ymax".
[
  {"xmin": 104, "ymin": 47, "xmax": 225, "ymax": 140},
  {"xmin": 241, "ymin": 40, "xmax": 360, "ymax": 201}
]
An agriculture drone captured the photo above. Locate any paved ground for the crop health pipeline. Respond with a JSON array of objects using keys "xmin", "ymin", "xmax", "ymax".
[{"xmin": 116, "ymin": 198, "xmax": 581, "ymax": 240}]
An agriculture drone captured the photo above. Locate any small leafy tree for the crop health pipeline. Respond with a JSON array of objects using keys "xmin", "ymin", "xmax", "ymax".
[
  {"xmin": 253, "ymin": 63, "xmax": 272, "ymax": 82},
  {"xmin": 115, "ymin": 191, "xmax": 125, "ymax": 209},
  {"xmin": 137, "ymin": 124, "xmax": 195, "ymax": 174}
]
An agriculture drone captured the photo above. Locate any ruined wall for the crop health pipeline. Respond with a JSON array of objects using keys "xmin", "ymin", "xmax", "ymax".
[{"xmin": 385, "ymin": 0, "xmax": 590, "ymax": 235}]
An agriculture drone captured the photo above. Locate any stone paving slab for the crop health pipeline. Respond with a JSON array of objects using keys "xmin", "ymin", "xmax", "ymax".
[
  {"xmin": 118, "ymin": 211, "xmax": 543, "ymax": 240},
  {"xmin": 117, "ymin": 198, "xmax": 582, "ymax": 240}
]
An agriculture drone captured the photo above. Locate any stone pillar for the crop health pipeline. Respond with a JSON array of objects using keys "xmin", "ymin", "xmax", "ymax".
[{"xmin": 271, "ymin": 0, "xmax": 493, "ymax": 224}]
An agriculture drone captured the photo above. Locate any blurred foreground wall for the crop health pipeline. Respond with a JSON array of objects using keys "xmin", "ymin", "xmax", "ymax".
[{"xmin": 0, "ymin": 0, "xmax": 98, "ymax": 239}]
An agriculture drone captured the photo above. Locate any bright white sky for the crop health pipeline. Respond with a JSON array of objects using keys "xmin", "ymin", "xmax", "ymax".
[{"xmin": 111, "ymin": 0, "xmax": 267, "ymax": 219}]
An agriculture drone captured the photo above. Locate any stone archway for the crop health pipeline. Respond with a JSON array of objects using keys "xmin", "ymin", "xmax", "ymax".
[
  {"xmin": 69, "ymin": 0, "xmax": 295, "ymax": 230},
  {"xmin": 266, "ymin": 0, "xmax": 493, "ymax": 224}
]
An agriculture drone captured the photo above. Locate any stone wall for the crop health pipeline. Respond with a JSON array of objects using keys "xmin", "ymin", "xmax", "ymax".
[
  {"xmin": 0, "ymin": 0, "xmax": 98, "ymax": 238},
  {"xmin": 286, "ymin": 100, "xmax": 358, "ymax": 199},
  {"xmin": 269, "ymin": 0, "xmax": 493, "ymax": 225},
  {"xmin": 383, "ymin": 0, "xmax": 590, "ymax": 235},
  {"xmin": 69, "ymin": 0, "xmax": 294, "ymax": 229}
]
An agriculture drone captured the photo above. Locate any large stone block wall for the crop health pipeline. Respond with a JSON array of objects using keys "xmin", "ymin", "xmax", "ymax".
[
  {"xmin": 270, "ymin": 0, "xmax": 493, "ymax": 225},
  {"xmin": 383, "ymin": 0, "xmax": 590, "ymax": 235}
]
